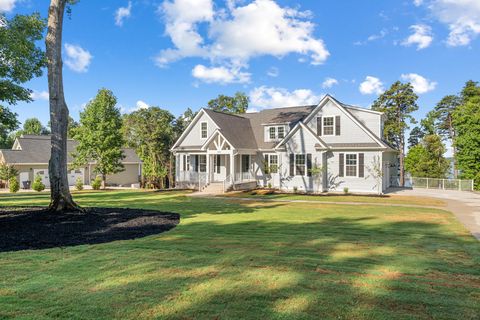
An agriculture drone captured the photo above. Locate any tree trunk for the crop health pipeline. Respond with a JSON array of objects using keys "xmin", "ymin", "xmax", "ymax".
[
  {"xmin": 399, "ymin": 139, "xmax": 405, "ymax": 187},
  {"xmin": 46, "ymin": 0, "xmax": 81, "ymax": 212}
]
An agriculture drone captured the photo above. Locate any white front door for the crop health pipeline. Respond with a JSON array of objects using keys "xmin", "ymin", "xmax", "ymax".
[
  {"xmin": 213, "ymin": 154, "xmax": 227, "ymax": 182},
  {"xmin": 33, "ymin": 169, "xmax": 50, "ymax": 188}
]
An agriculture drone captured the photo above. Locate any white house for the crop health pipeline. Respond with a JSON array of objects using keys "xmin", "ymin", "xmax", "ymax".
[{"xmin": 171, "ymin": 95, "xmax": 398, "ymax": 194}]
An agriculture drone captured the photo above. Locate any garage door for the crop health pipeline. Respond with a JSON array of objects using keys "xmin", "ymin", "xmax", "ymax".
[
  {"xmin": 33, "ymin": 169, "xmax": 50, "ymax": 188},
  {"xmin": 68, "ymin": 168, "xmax": 84, "ymax": 186}
]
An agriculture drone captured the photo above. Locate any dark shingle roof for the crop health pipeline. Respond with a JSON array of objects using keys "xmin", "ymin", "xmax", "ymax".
[{"xmin": 0, "ymin": 135, "xmax": 141, "ymax": 164}]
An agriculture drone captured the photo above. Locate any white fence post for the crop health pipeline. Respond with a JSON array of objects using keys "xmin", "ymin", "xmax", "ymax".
[
  {"xmin": 442, "ymin": 179, "xmax": 445, "ymax": 190},
  {"xmin": 426, "ymin": 178, "xmax": 429, "ymax": 189}
]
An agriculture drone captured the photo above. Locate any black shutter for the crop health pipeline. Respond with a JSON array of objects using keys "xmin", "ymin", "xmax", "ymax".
[
  {"xmin": 183, "ymin": 155, "xmax": 186, "ymax": 171},
  {"xmin": 317, "ymin": 117, "xmax": 322, "ymax": 136},
  {"xmin": 335, "ymin": 116, "xmax": 341, "ymax": 136},
  {"xmin": 339, "ymin": 153, "xmax": 344, "ymax": 177},
  {"xmin": 358, "ymin": 153, "xmax": 364, "ymax": 178},
  {"xmin": 216, "ymin": 155, "xmax": 221, "ymax": 174},
  {"xmin": 289, "ymin": 154, "xmax": 294, "ymax": 176},
  {"xmin": 264, "ymin": 154, "xmax": 269, "ymax": 172},
  {"xmin": 307, "ymin": 154, "xmax": 312, "ymax": 177},
  {"xmin": 195, "ymin": 155, "xmax": 199, "ymax": 172}
]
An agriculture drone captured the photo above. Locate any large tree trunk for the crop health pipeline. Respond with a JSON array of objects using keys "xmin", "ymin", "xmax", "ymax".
[{"xmin": 46, "ymin": 0, "xmax": 81, "ymax": 212}]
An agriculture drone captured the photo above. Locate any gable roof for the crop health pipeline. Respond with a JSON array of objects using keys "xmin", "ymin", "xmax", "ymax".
[
  {"xmin": 0, "ymin": 135, "xmax": 141, "ymax": 164},
  {"xmin": 275, "ymin": 122, "xmax": 328, "ymax": 150}
]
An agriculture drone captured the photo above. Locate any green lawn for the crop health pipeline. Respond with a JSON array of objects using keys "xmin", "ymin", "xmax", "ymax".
[{"xmin": 0, "ymin": 190, "xmax": 479, "ymax": 319}]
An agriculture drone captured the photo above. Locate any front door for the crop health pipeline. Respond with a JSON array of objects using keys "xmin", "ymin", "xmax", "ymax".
[{"xmin": 213, "ymin": 154, "xmax": 227, "ymax": 182}]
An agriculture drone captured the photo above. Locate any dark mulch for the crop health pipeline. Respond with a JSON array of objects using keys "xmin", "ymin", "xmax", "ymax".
[{"xmin": 0, "ymin": 207, "xmax": 180, "ymax": 252}]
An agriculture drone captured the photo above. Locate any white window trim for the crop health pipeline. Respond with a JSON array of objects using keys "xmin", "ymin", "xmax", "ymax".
[
  {"xmin": 200, "ymin": 122, "xmax": 208, "ymax": 139},
  {"xmin": 267, "ymin": 154, "xmax": 278, "ymax": 174},
  {"xmin": 322, "ymin": 116, "xmax": 335, "ymax": 136},
  {"xmin": 266, "ymin": 125, "xmax": 286, "ymax": 141},
  {"xmin": 345, "ymin": 153, "xmax": 358, "ymax": 178},
  {"xmin": 277, "ymin": 126, "xmax": 285, "ymax": 139}
]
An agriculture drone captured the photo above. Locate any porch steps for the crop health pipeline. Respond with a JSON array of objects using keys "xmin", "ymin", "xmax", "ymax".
[{"xmin": 199, "ymin": 182, "xmax": 225, "ymax": 195}]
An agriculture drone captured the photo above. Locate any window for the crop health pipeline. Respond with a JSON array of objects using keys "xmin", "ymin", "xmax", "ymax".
[
  {"xmin": 295, "ymin": 154, "xmax": 306, "ymax": 176},
  {"xmin": 345, "ymin": 154, "xmax": 357, "ymax": 177},
  {"xmin": 201, "ymin": 122, "xmax": 207, "ymax": 139},
  {"xmin": 242, "ymin": 155, "xmax": 250, "ymax": 173},
  {"xmin": 269, "ymin": 127, "xmax": 276, "ymax": 140},
  {"xmin": 199, "ymin": 155, "xmax": 207, "ymax": 172},
  {"xmin": 277, "ymin": 126, "xmax": 285, "ymax": 139},
  {"xmin": 323, "ymin": 117, "xmax": 334, "ymax": 135},
  {"xmin": 186, "ymin": 155, "xmax": 190, "ymax": 171},
  {"xmin": 265, "ymin": 154, "xmax": 278, "ymax": 174},
  {"xmin": 215, "ymin": 155, "xmax": 221, "ymax": 174}
]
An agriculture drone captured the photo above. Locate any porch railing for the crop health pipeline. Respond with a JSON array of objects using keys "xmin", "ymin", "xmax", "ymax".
[{"xmin": 234, "ymin": 170, "xmax": 255, "ymax": 183}]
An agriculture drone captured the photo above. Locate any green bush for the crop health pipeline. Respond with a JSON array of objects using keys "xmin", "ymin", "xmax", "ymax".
[
  {"xmin": 91, "ymin": 177, "xmax": 102, "ymax": 190},
  {"xmin": 32, "ymin": 175, "xmax": 45, "ymax": 192},
  {"xmin": 75, "ymin": 177, "xmax": 84, "ymax": 191},
  {"xmin": 267, "ymin": 182, "xmax": 272, "ymax": 189},
  {"xmin": 343, "ymin": 187, "xmax": 349, "ymax": 194},
  {"xmin": 9, "ymin": 177, "xmax": 19, "ymax": 193}
]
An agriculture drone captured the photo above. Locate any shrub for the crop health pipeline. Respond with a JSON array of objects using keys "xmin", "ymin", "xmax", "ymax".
[
  {"xmin": 91, "ymin": 177, "xmax": 102, "ymax": 190},
  {"xmin": 75, "ymin": 177, "xmax": 84, "ymax": 191},
  {"xmin": 343, "ymin": 187, "xmax": 349, "ymax": 194},
  {"xmin": 32, "ymin": 175, "xmax": 45, "ymax": 192},
  {"xmin": 293, "ymin": 186, "xmax": 298, "ymax": 194},
  {"xmin": 9, "ymin": 177, "xmax": 19, "ymax": 193},
  {"xmin": 267, "ymin": 182, "xmax": 272, "ymax": 189}
]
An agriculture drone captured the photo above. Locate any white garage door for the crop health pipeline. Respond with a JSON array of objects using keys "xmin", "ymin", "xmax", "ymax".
[
  {"xmin": 68, "ymin": 168, "xmax": 84, "ymax": 186},
  {"xmin": 33, "ymin": 169, "xmax": 50, "ymax": 188}
]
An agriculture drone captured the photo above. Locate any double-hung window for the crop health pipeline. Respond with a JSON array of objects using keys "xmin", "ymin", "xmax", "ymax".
[
  {"xmin": 323, "ymin": 117, "xmax": 334, "ymax": 135},
  {"xmin": 295, "ymin": 154, "xmax": 306, "ymax": 176},
  {"xmin": 345, "ymin": 154, "xmax": 357, "ymax": 177},
  {"xmin": 199, "ymin": 155, "xmax": 207, "ymax": 172},
  {"xmin": 277, "ymin": 127, "xmax": 285, "ymax": 139},
  {"xmin": 269, "ymin": 127, "xmax": 276, "ymax": 140},
  {"xmin": 201, "ymin": 122, "xmax": 208, "ymax": 139},
  {"xmin": 268, "ymin": 154, "xmax": 278, "ymax": 173}
]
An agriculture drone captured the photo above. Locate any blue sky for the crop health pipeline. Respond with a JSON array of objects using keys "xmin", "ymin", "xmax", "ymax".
[{"xmin": 2, "ymin": 0, "xmax": 480, "ymax": 138}]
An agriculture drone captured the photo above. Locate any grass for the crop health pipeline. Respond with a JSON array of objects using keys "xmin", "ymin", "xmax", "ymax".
[
  {"xmin": 222, "ymin": 190, "xmax": 447, "ymax": 207},
  {"xmin": 0, "ymin": 190, "xmax": 479, "ymax": 319}
]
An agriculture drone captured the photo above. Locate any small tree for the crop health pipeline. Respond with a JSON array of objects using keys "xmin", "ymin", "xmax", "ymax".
[
  {"xmin": 75, "ymin": 177, "xmax": 83, "ymax": 191},
  {"xmin": 91, "ymin": 176, "xmax": 102, "ymax": 190},
  {"xmin": 32, "ymin": 174, "xmax": 45, "ymax": 192},
  {"xmin": 9, "ymin": 177, "xmax": 19, "ymax": 193},
  {"xmin": 0, "ymin": 164, "xmax": 18, "ymax": 188},
  {"xmin": 73, "ymin": 89, "xmax": 125, "ymax": 189},
  {"xmin": 309, "ymin": 164, "xmax": 324, "ymax": 193},
  {"xmin": 367, "ymin": 156, "xmax": 384, "ymax": 195}
]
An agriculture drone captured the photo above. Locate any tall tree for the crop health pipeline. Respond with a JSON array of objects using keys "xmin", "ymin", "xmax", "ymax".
[
  {"xmin": 408, "ymin": 126, "xmax": 425, "ymax": 148},
  {"xmin": 73, "ymin": 89, "xmax": 125, "ymax": 188},
  {"xmin": 433, "ymin": 95, "xmax": 461, "ymax": 177},
  {"xmin": 46, "ymin": 0, "xmax": 80, "ymax": 211},
  {"xmin": 405, "ymin": 134, "xmax": 449, "ymax": 179},
  {"xmin": 372, "ymin": 81, "xmax": 419, "ymax": 186},
  {"xmin": 123, "ymin": 107, "xmax": 175, "ymax": 189},
  {"xmin": 15, "ymin": 117, "xmax": 50, "ymax": 137},
  {"xmin": 1, "ymin": 13, "xmax": 46, "ymax": 148},
  {"xmin": 207, "ymin": 92, "xmax": 249, "ymax": 114},
  {"xmin": 453, "ymin": 81, "xmax": 480, "ymax": 189}
]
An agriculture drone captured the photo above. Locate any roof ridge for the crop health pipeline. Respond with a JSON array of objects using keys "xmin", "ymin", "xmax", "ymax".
[{"xmin": 203, "ymin": 108, "xmax": 249, "ymax": 119}]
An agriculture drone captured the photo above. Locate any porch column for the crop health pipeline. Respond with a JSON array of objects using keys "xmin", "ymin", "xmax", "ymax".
[{"xmin": 230, "ymin": 152, "xmax": 235, "ymax": 182}]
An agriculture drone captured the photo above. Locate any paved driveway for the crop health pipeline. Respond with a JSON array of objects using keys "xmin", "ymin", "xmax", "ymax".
[{"xmin": 387, "ymin": 188, "xmax": 480, "ymax": 240}]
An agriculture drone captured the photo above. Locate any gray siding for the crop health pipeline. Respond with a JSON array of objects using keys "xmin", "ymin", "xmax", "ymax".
[{"xmin": 179, "ymin": 112, "xmax": 218, "ymax": 147}]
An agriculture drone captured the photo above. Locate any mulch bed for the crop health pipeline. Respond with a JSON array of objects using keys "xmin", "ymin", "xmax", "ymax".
[{"xmin": 0, "ymin": 207, "xmax": 180, "ymax": 252}]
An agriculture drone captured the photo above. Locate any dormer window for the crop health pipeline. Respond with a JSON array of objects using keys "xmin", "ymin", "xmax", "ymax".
[
  {"xmin": 269, "ymin": 127, "xmax": 276, "ymax": 140},
  {"xmin": 323, "ymin": 117, "xmax": 334, "ymax": 135},
  {"xmin": 277, "ymin": 127, "xmax": 285, "ymax": 139},
  {"xmin": 201, "ymin": 122, "xmax": 207, "ymax": 139}
]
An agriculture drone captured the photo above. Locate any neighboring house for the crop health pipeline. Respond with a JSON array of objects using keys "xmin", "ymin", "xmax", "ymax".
[
  {"xmin": 172, "ymin": 95, "xmax": 399, "ymax": 194},
  {"xmin": 0, "ymin": 135, "xmax": 142, "ymax": 188}
]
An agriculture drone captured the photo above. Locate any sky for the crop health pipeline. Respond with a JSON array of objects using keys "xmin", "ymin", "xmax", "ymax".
[{"xmin": 2, "ymin": 0, "xmax": 480, "ymax": 146}]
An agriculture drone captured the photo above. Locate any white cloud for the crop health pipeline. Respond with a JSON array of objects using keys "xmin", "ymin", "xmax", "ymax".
[
  {"xmin": 359, "ymin": 76, "xmax": 384, "ymax": 95},
  {"xmin": 267, "ymin": 67, "xmax": 279, "ymax": 77},
  {"xmin": 192, "ymin": 64, "xmax": 251, "ymax": 84},
  {"xmin": 413, "ymin": 0, "xmax": 423, "ymax": 6},
  {"xmin": 354, "ymin": 29, "xmax": 388, "ymax": 45},
  {"xmin": 0, "ymin": 0, "xmax": 16, "ymax": 13},
  {"xmin": 402, "ymin": 24, "xmax": 433, "ymax": 50},
  {"xmin": 135, "ymin": 100, "xmax": 150, "ymax": 110},
  {"xmin": 156, "ymin": 0, "xmax": 329, "ymax": 81},
  {"xmin": 64, "ymin": 44, "xmax": 92, "ymax": 73},
  {"xmin": 30, "ymin": 90, "xmax": 49, "ymax": 101},
  {"xmin": 321, "ymin": 77, "xmax": 338, "ymax": 89},
  {"xmin": 401, "ymin": 73, "xmax": 437, "ymax": 94},
  {"xmin": 249, "ymin": 86, "xmax": 323, "ymax": 109},
  {"xmin": 424, "ymin": 0, "xmax": 480, "ymax": 46},
  {"xmin": 115, "ymin": 1, "xmax": 132, "ymax": 27}
]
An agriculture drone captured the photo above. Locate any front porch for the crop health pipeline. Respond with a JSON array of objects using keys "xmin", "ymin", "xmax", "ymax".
[{"xmin": 175, "ymin": 132, "xmax": 257, "ymax": 192}]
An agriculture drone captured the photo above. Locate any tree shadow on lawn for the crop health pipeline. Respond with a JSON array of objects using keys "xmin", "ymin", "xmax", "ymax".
[
  {"xmin": 5, "ymin": 213, "xmax": 477, "ymax": 319},
  {"xmin": 0, "ymin": 207, "xmax": 180, "ymax": 252}
]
